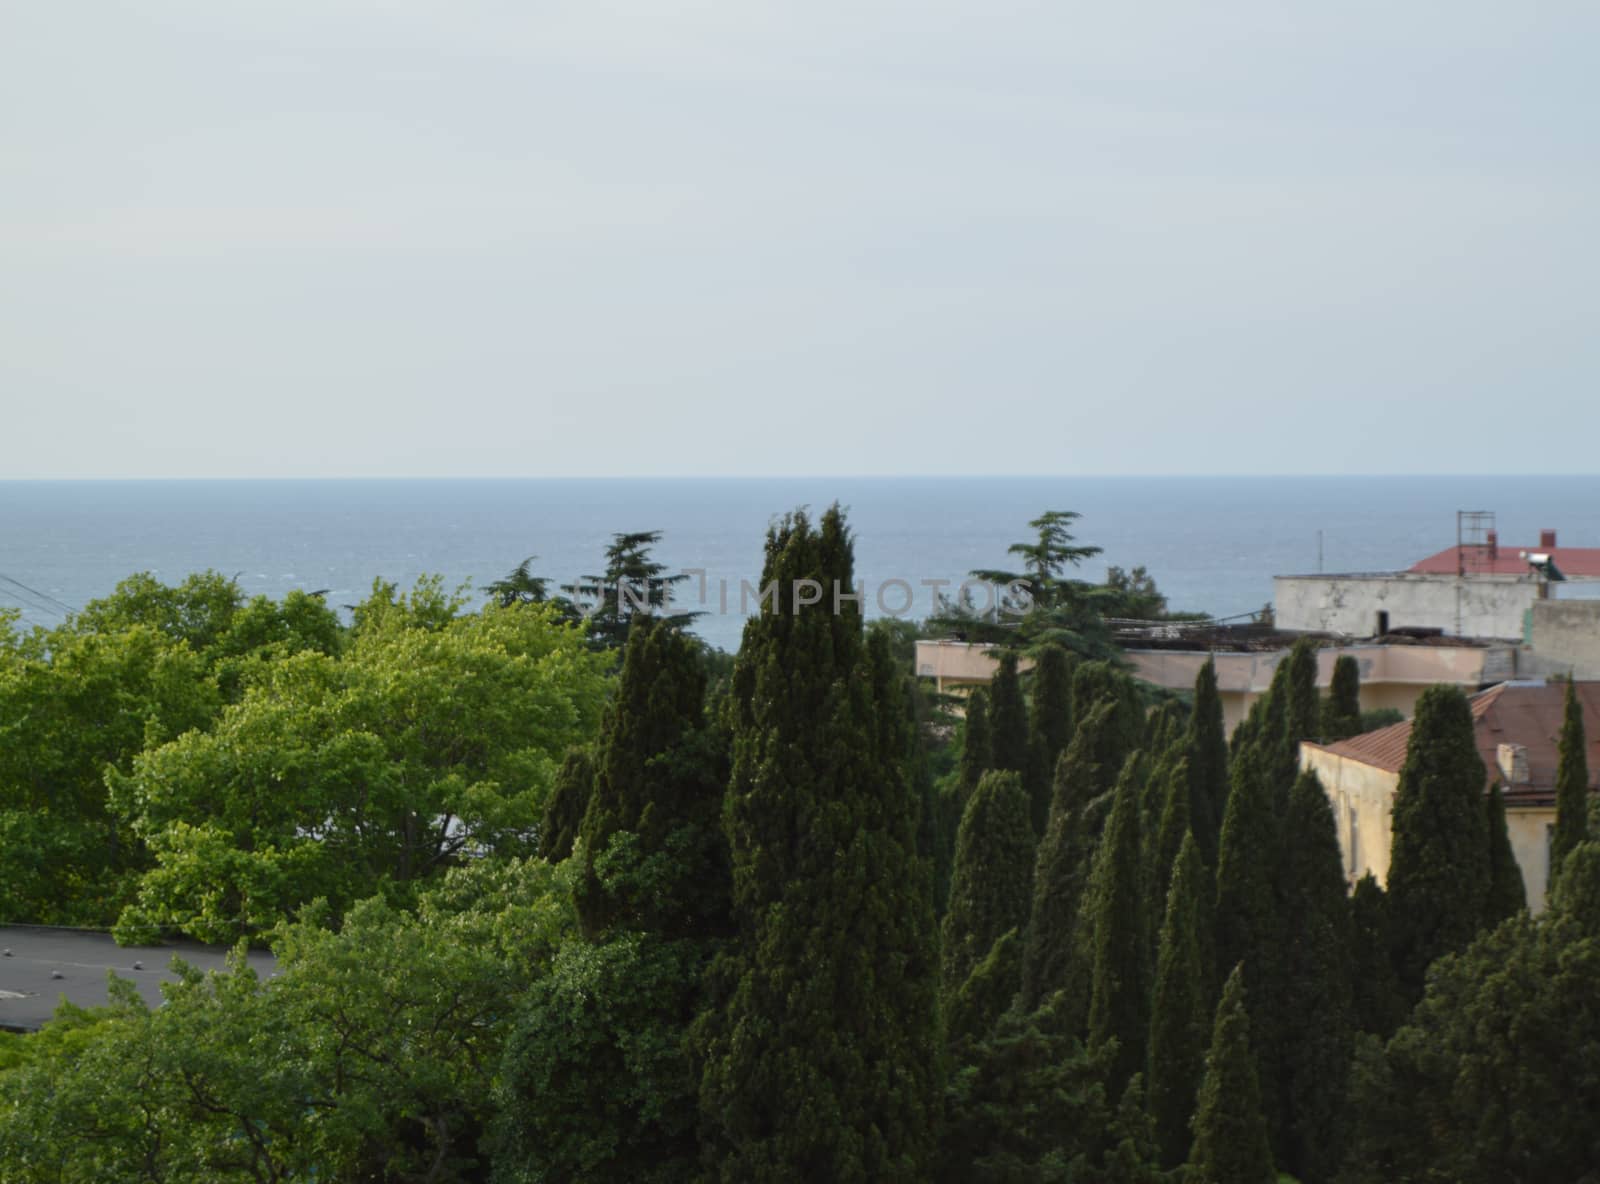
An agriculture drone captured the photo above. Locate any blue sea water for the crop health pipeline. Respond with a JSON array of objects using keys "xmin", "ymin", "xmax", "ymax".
[{"xmin": 3, "ymin": 476, "xmax": 1599, "ymax": 653}]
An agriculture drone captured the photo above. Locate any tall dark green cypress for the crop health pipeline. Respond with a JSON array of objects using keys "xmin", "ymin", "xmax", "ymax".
[
  {"xmin": 699, "ymin": 507, "xmax": 938, "ymax": 1181},
  {"xmin": 1212, "ymin": 742, "xmax": 1283, "ymax": 1137},
  {"xmin": 1321, "ymin": 653, "xmax": 1363, "ymax": 742},
  {"xmin": 1147, "ymin": 831, "xmax": 1209, "ymax": 1169},
  {"xmin": 1019, "ymin": 703, "xmax": 1110, "ymax": 1011},
  {"xmin": 1552, "ymin": 679, "xmax": 1590, "ymax": 885},
  {"xmin": 1187, "ymin": 965, "xmax": 1275, "ymax": 1184},
  {"xmin": 1484, "ymin": 783, "xmax": 1527, "ymax": 924},
  {"xmin": 1284, "ymin": 638, "xmax": 1321, "ymax": 749},
  {"xmin": 1214, "ymin": 744, "xmax": 1279, "ymax": 999},
  {"xmin": 1147, "ymin": 756, "xmax": 1191, "ymax": 930},
  {"xmin": 1072, "ymin": 660, "xmax": 1143, "ymax": 792},
  {"xmin": 575, "ymin": 619, "xmax": 726, "ymax": 939},
  {"xmin": 1386, "ymin": 684, "xmax": 1490, "ymax": 1002},
  {"xmin": 1027, "ymin": 643, "xmax": 1075, "ymax": 834},
  {"xmin": 941, "ymin": 770, "xmax": 1035, "ymax": 1004},
  {"xmin": 988, "ymin": 652, "xmax": 1030, "ymax": 777},
  {"xmin": 1087, "ymin": 759, "xmax": 1150, "ymax": 1097},
  {"xmin": 958, "ymin": 690, "xmax": 994, "ymax": 794},
  {"xmin": 540, "ymin": 746, "xmax": 595, "ymax": 862},
  {"xmin": 1187, "ymin": 658, "xmax": 1229, "ymax": 867},
  {"xmin": 1273, "ymin": 771, "xmax": 1353, "ymax": 1184},
  {"xmin": 1347, "ymin": 874, "xmax": 1405, "ymax": 1040}
]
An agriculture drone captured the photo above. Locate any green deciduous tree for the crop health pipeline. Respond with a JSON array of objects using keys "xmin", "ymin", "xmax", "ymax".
[
  {"xmin": 111, "ymin": 593, "xmax": 610, "ymax": 942},
  {"xmin": 1386, "ymin": 684, "xmax": 1490, "ymax": 1000},
  {"xmin": 697, "ymin": 506, "xmax": 938, "ymax": 1182},
  {"xmin": 1186, "ymin": 964, "xmax": 1275, "ymax": 1184}
]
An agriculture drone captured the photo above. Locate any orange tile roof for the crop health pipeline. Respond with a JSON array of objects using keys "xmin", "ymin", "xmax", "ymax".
[{"xmin": 1304, "ymin": 682, "xmax": 1600, "ymax": 807}]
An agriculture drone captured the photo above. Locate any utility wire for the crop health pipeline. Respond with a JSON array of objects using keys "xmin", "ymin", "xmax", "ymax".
[{"xmin": 0, "ymin": 573, "xmax": 77, "ymax": 620}]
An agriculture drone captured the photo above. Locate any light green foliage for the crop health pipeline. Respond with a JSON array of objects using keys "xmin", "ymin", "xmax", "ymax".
[
  {"xmin": 0, "ymin": 860, "xmax": 573, "ymax": 1183},
  {"xmin": 112, "ymin": 593, "xmax": 609, "ymax": 941}
]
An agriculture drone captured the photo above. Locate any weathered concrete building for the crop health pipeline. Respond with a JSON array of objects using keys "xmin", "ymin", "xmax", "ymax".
[
  {"xmin": 1128, "ymin": 640, "xmax": 1514, "ymax": 736},
  {"xmin": 1301, "ymin": 681, "xmax": 1600, "ymax": 913},
  {"xmin": 1276, "ymin": 527, "xmax": 1600, "ymax": 640}
]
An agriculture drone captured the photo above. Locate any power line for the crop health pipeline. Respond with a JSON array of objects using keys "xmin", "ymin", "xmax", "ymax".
[{"xmin": 0, "ymin": 573, "xmax": 76, "ymax": 620}]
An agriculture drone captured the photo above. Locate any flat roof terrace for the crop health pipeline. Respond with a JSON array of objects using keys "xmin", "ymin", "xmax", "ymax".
[{"xmin": 0, "ymin": 925, "xmax": 278, "ymax": 1032}]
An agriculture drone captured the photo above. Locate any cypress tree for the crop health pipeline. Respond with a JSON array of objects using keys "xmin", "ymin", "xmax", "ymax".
[
  {"xmin": 1551, "ymin": 679, "xmax": 1590, "ymax": 885},
  {"xmin": 1019, "ymin": 703, "xmax": 1109, "ymax": 1010},
  {"xmin": 1321, "ymin": 653, "xmax": 1363, "ymax": 742},
  {"xmin": 1087, "ymin": 759, "xmax": 1150, "ymax": 1097},
  {"xmin": 943, "ymin": 928, "xmax": 1022, "ymax": 1049},
  {"xmin": 1027, "ymin": 643, "xmax": 1075, "ymax": 834},
  {"xmin": 1347, "ymin": 874, "xmax": 1406, "ymax": 1040},
  {"xmin": 1187, "ymin": 657, "xmax": 1229, "ymax": 867},
  {"xmin": 1214, "ymin": 744, "xmax": 1279, "ymax": 1000},
  {"xmin": 1386, "ymin": 684, "xmax": 1490, "ymax": 1001},
  {"xmin": 958, "ymin": 689, "xmax": 993, "ymax": 795},
  {"xmin": 1212, "ymin": 742, "xmax": 1283, "ymax": 1139},
  {"xmin": 540, "ymin": 747, "xmax": 595, "ymax": 862},
  {"xmin": 1274, "ymin": 770, "xmax": 1354, "ymax": 1184},
  {"xmin": 1284, "ymin": 638, "xmax": 1320, "ymax": 749},
  {"xmin": 1147, "ymin": 832, "xmax": 1209, "ymax": 1170},
  {"xmin": 941, "ymin": 770, "xmax": 1035, "ymax": 1003},
  {"xmin": 1484, "ymin": 782, "xmax": 1527, "ymax": 925},
  {"xmin": 1072, "ymin": 660, "xmax": 1143, "ymax": 791},
  {"xmin": 698, "ymin": 506, "xmax": 938, "ymax": 1181},
  {"xmin": 1187, "ymin": 964, "xmax": 1275, "ymax": 1184},
  {"xmin": 1147, "ymin": 756, "xmax": 1190, "ymax": 929},
  {"xmin": 988, "ymin": 652, "xmax": 1030, "ymax": 776},
  {"xmin": 575, "ymin": 618, "xmax": 726, "ymax": 939}
]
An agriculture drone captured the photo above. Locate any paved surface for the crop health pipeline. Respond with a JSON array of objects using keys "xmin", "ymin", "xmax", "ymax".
[{"xmin": 0, "ymin": 926, "xmax": 277, "ymax": 1031}]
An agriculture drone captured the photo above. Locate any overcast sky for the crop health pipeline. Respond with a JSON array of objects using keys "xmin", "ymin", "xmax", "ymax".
[{"xmin": 2, "ymin": 2, "xmax": 1595, "ymax": 478}]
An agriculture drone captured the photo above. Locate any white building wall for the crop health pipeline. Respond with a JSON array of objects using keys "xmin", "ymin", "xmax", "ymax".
[{"xmin": 1275, "ymin": 573, "xmax": 1540, "ymax": 639}]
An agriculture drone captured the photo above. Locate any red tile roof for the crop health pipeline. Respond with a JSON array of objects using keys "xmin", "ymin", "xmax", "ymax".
[
  {"xmin": 1304, "ymin": 682, "xmax": 1600, "ymax": 808},
  {"xmin": 1409, "ymin": 543, "xmax": 1600, "ymax": 578}
]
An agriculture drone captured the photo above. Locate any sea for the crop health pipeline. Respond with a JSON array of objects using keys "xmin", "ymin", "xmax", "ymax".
[{"xmin": 3, "ymin": 476, "xmax": 1599, "ymax": 653}]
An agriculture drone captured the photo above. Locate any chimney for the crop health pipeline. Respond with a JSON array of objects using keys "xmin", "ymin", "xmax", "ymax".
[
  {"xmin": 1486, "ymin": 530, "xmax": 1498, "ymax": 559},
  {"xmin": 1540, "ymin": 529, "xmax": 1557, "ymax": 549},
  {"xmin": 1497, "ymin": 743, "xmax": 1530, "ymax": 786}
]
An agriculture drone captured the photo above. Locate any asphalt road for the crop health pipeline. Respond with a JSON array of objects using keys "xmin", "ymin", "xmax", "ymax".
[{"xmin": 0, "ymin": 925, "xmax": 278, "ymax": 1031}]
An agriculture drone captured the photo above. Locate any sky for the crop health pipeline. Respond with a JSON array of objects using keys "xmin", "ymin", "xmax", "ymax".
[{"xmin": 2, "ymin": 2, "xmax": 1596, "ymax": 478}]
